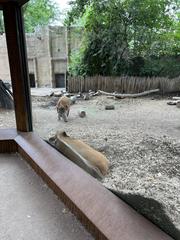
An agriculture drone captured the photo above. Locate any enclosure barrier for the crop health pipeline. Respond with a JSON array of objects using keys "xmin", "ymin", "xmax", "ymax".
[
  {"xmin": 0, "ymin": 129, "xmax": 173, "ymax": 240},
  {"xmin": 68, "ymin": 75, "xmax": 180, "ymax": 94}
]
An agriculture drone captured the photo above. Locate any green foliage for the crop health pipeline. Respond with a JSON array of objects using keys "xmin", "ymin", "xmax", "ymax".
[
  {"xmin": 0, "ymin": 0, "xmax": 59, "ymax": 34},
  {"xmin": 141, "ymin": 56, "xmax": 180, "ymax": 78},
  {"xmin": 65, "ymin": 0, "xmax": 91, "ymax": 26},
  {"xmin": 0, "ymin": 12, "xmax": 4, "ymax": 34},
  {"xmin": 67, "ymin": 0, "xmax": 180, "ymax": 77},
  {"xmin": 69, "ymin": 49, "xmax": 88, "ymax": 76},
  {"xmin": 23, "ymin": 0, "xmax": 59, "ymax": 32}
]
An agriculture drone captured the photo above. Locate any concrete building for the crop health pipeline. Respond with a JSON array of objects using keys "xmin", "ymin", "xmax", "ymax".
[{"xmin": 0, "ymin": 26, "xmax": 82, "ymax": 88}]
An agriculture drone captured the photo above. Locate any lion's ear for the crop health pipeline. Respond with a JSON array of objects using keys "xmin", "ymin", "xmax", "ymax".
[
  {"xmin": 57, "ymin": 131, "xmax": 68, "ymax": 137},
  {"xmin": 63, "ymin": 131, "xmax": 69, "ymax": 137},
  {"xmin": 49, "ymin": 134, "xmax": 56, "ymax": 142}
]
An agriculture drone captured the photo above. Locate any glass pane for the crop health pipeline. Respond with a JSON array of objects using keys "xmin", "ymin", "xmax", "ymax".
[
  {"xmin": 24, "ymin": 1, "xmax": 180, "ymax": 238},
  {"xmin": 0, "ymin": 10, "xmax": 16, "ymax": 129},
  {"xmin": 26, "ymin": 26, "xmax": 66, "ymax": 138}
]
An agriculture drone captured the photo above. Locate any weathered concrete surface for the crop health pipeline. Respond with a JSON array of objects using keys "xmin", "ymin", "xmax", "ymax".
[
  {"xmin": 0, "ymin": 153, "xmax": 93, "ymax": 240},
  {"xmin": 0, "ymin": 26, "xmax": 83, "ymax": 87}
]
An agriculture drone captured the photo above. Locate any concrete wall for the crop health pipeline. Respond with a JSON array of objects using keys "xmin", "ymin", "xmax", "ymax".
[
  {"xmin": 49, "ymin": 26, "xmax": 67, "ymax": 87},
  {"xmin": 0, "ymin": 26, "xmax": 82, "ymax": 88},
  {"xmin": 26, "ymin": 27, "xmax": 55, "ymax": 87}
]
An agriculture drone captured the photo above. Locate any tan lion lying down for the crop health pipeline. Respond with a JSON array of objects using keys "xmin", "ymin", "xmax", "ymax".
[{"xmin": 49, "ymin": 131, "xmax": 109, "ymax": 179}]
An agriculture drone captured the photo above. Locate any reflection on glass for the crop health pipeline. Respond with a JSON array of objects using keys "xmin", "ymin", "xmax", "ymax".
[{"xmin": 0, "ymin": 11, "xmax": 16, "ymax": 129}]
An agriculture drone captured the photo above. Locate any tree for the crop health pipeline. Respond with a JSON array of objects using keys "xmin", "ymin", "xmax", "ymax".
[
  {"xmin": 66, "ymin": 0, "xmax": 180, "ymax": 77},
  {"xmin": 0, "ymin": 0, "xmax": 59, "ymax": 33},
  {"xmin": 24, "ymin": 0, "xmax": 59, "ymax": 32}
]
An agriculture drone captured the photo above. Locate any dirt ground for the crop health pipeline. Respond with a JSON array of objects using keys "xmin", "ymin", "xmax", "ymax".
[{"xmin": 1, "ymin": 94, "xmax": 180, "ymax": 239}]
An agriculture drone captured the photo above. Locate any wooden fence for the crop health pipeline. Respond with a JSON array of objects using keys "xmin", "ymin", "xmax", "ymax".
[{"xmin": 68, "ymin": 76, "xmax": 180, "ymax": 94}]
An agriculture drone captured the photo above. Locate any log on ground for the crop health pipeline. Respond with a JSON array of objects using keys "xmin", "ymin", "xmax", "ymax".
[{"xmin": 98, "ymin": 89, "xmax": 160, "ymax": 98}]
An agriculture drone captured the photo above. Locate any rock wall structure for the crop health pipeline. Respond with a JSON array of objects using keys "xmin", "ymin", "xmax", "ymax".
[{"xmin": 0, "ymin": 26, "xmax": 82, "ymax": 88}]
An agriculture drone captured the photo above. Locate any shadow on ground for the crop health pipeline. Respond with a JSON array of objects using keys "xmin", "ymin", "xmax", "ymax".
[{"xmin": 110, "ymin": 189, "xmax": 180, "ymax": 240}]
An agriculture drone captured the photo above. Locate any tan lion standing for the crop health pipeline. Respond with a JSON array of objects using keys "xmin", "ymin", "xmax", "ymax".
[{"xmin": 56, "ymin": 96, "xmax": 71, "ymax": 122}]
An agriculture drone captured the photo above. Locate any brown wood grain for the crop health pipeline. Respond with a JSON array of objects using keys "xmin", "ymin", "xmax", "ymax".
[
  {"xmin": 3, "ymin": 3, "xmax": 33, "ymax": 131},
  {"xmin": 0, "ymin": 0, "xmax": 28, "ymax": 6}
]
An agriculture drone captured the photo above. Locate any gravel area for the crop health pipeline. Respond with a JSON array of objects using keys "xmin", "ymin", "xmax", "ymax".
[{"xmin": 1, "ymin": 94, "xmax": 180, "ymax": 239}]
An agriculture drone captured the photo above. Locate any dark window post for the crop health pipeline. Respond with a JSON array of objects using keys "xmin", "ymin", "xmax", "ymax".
[{"xmin": 3, "ymin": 2, "xmax": 33, "ymax": 132}]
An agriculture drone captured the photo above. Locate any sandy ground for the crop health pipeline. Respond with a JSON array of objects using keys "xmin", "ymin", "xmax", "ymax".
[
  {"xmin": 0, "ymin": 153, "xmax": 93, "ymax": 240},
  {"xmin": 1, "ymin": 94, "xmax": 180, "ymax": 239}
]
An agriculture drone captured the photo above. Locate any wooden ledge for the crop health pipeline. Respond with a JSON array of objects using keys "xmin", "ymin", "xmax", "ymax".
[
  {"xmin": 0, "ymin": 129, "xmax": 18, "ymax": 152},
  {"xmin": 0, "ymin": 129, "xmax": 173, "ymax": 240},
  {"xmin": 0, "ymin": 128, "xmax": 18, "ymax": 140}
]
